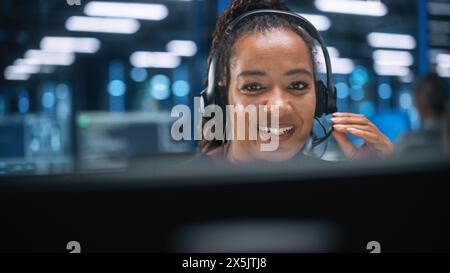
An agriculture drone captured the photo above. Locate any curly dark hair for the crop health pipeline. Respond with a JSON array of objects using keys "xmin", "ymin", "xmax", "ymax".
[{"xmin": 198, "ymin": 0, "xmax": 318, "ymax": 153}]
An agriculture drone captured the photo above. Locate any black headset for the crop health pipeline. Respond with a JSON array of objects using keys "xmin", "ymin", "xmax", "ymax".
[{"xmin": 201, "ymin": 9, "xmax": 337, "ymax": 146}]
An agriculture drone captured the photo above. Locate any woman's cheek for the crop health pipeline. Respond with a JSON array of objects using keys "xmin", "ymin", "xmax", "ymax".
[
  {"xmin": 295, "ymin": 94, "xmax": 316, "ymax": 136},
  {"xmin": 228, "ymin": 93, "xmax": 256, "ymax": 141}
]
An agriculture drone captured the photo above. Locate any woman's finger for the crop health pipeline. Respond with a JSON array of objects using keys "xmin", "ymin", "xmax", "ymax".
[
  {"xmin": 332, "ymin": 112, "xmax": 394, "ymax": 160},
  {"xmin": 332, "ymin": 112, "xmax": 364, "ymax": 118},
  {"xmin": 332, "ymin": 113, "xmax": 381, "ymax": 132},
  {"xmin": 333, "ymin": 124, "xmax": 374, "ymax": 134},
  {"xmin": 345, "ymin": 127, "xmax": 379, "ymax": 143},
  {"xmin": 331, "ymin": 116, "xmax": 371, "ymax": 126},
  {"xmin": 332, "ymin": 131, "xmax": 357, "ymax": 159}
]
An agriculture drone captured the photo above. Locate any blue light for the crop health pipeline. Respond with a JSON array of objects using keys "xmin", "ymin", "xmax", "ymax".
[
  {"xmin": 109, "ymin": 60, "xmax": 124, "ymax": 81},
  {"xmin": 408, "ymin": 107, "xmax": 421, "ymax": 130},
  {"xmin": 18, "ymin": 96, "xmax": 29, "ymax": 113},
  {"xmin": 55, "ymin": 83, "xmax": 70, "ymax": 100},
  {"xmin": 350, "ymin": 87, "xmax": 364, "ymax": 101},
  {"xmin": 378, "ymin": 83, "xmax": 392, "ymax": 100},
  {"xmin": 399, "ymin": 92, "xmax": 413, "ymax": 109},
  {"xmin": 18, "ymin": 90, "xmax": 29, "ymax": 113},
  {"xmin": 0, "ymin": 96, "xmax": 5, "ymax": 114},
  {"xmin": 418, "ymin": 0, "xmax": 429, "ymax": 75},
  {"xmin": 150, "ymin": 74, "xmax": 170, "ymax": 100},
  {"xmin": 110, "ymin": 96, "xmax": 125, "ymax": 112},
  {"xmin": 218, "ymin": 0, "xmax": 229, "ymax": 15},
  {"xmin": 172, "ymin": 80, "xmax": 190, "ymax": 97},
  {"xmin": 42, "ymin": 91, "xmax": 55, "ymax": 109},
  {"xmin": 371, "ymin": 110, "xmax": 410, "ymax": 142},
  {"xmin": 359, "ymin": 101, "xmax": 376, "ymax": 118},
  {"xmin": 350, "ymin": 66, "xmax": 369, "ymax": 88},
  {"xmin": 335, "ymin": 82, "xmax": 349, "ymax": 99},
  {"xmin": 130, "ymin": 67, "xmax": 147, "ymax": 82},
  {"xmin": 108, "ymin": 80, "xmax": 126, "ymax": 97}
]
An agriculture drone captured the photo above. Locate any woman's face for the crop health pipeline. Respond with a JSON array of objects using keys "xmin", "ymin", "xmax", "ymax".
[{"xmin": 227, "ymin": 28, "xmax": 316, "ymax": 162}]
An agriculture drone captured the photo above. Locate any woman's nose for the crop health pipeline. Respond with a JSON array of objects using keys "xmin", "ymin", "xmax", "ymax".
[{"xmin": 266, "ymin": 87, "xmax": 293, "ymax": 114}]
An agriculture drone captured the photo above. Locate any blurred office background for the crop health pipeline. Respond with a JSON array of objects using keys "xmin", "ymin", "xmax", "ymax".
[{"xmin": 0, "ymin": 0, "xmax": 449, "ymax": 175}]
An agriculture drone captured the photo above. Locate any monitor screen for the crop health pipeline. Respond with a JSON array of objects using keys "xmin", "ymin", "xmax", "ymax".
[{"xmin": 76, "ymin": 111, "xmax": 192, "ymax": 172}]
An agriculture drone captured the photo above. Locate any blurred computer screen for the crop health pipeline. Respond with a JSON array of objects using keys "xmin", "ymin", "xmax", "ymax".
[{"xmin": 75, "ymin": 111, "xmax": 191, "ymax": 172}]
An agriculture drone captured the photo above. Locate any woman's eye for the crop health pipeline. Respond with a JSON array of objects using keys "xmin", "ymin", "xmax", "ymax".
[
  {"xmin": 289, "ymin": 81, "xmax": 308, "ymax": 90},
  {"xmin": 242, "ymin": 83, "xmax": 264, "ymax": 92}
]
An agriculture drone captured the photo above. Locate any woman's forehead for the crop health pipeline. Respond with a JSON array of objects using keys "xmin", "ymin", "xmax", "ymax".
[{"xmin": 230, "ymin": 29, "xmax": 313, "ymax": 71}]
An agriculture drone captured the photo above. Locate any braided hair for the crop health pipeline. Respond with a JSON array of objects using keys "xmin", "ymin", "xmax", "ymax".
[{"xmin": 198, "ymin": 0, "xmax": 318, "ymax": 153}]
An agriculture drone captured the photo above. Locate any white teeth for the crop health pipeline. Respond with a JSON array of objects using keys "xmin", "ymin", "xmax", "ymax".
[
  {"xmin": 271, "ymin": 128, "xmax": 283, "ymax": 135},
  {"xmin": 259, "ymin": 126, "xmax": 270, "ymax": 133},
  {"xmin": 259, "ymin": 126, "xmax": 294, "ymax": 136}
]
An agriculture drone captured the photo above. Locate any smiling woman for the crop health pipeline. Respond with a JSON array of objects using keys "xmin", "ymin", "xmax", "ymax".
[
  {"xmin": 198, "ymin": 0, "xmax": 394, "ymax": 163},
  {"xmin": 226, "ymin": 27, "xmax": 317, "ymax": 162}
]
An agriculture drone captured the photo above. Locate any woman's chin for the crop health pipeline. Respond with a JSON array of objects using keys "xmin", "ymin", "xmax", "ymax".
[
  {"xmin": 253, "ymin": 145, "xmax": 301, "ymax": 162},
  {"xmin": 251, "ymin": 137, "xmax": 305, "ymax": 162}
]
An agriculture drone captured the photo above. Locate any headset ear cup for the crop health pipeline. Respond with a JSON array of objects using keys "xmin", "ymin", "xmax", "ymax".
[
  {"xmin": 315, "ymin": 80, "xmax": 327, "ymax": 117},
  {"xmin": 328, "ymin": 86, "xmax": 338, "ymax": 114}
]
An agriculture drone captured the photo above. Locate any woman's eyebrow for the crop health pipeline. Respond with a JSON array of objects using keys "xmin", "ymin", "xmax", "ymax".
[
  {"xmin": 238, "ymin": 70, "xmax": 266, "ymax": 78},
  {"xmin": 285, "ymin": 68, "xmax": 313, "ymax": 78},
  {"xmin": 237, "ymin": 68, "xmax": 313, "ymax": 78}
]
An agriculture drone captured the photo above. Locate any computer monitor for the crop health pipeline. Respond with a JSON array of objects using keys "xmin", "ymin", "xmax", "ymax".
[
  {"xmin": 75, "ymin": 111, "xmax": 193, "ymax": 173},
  {"xmin": 0, "ymin": 114, "xmax": 72, "ymax": 175},
  {"xmin": 0, "ymin": 116, "xmax": 25, "ymax": 159}
]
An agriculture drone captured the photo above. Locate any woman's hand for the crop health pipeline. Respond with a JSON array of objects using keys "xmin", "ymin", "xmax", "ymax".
[{"xmin": 331, "ymin": 112, "xmax": 394, "ymax": 160}]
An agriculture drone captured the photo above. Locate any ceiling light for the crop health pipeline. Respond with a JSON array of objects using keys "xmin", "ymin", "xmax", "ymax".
[
  {"xmin": 367, "ymin": 32, "xmax": 416, "ymax": 49},
  {"xmin": 40, "ymin": 37, "xmax": 101, "ymax": 53},
  {"xmin": 314, "ymin": 0, "xmax": 388, "ymax": 16},
  {"xmin": 66, "ymin": 16, "xmax": 140, "ymax": 34},
  {"xmin": 130, "ymin": 51, "xmax": 181, "ymax": 68},
  {"xmin": 85, "ymin": 1, "xmax": 168, "ymax": 21}
]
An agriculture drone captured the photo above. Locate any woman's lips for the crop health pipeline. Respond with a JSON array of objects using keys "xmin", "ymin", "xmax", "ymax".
[{"xmin": 258, "ymin": 125, "xmax": 295, "ymax": 142}]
